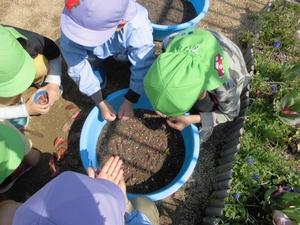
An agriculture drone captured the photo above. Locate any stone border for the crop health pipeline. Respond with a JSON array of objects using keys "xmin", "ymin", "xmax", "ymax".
[{"xmin": 202, "ymin": 84, "xmax": 250, "ymax": 225}]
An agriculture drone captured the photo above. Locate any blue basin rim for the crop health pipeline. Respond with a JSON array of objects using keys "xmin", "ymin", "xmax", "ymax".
[
  {"xmin": 79, "ymin": 89, "xmax": 200, "ymax": 201},
  {"xmin": 152, "ymin": 0, "xmax": 210, "ymax": 40}
]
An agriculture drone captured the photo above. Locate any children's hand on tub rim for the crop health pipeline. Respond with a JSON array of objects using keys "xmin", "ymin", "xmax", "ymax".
[
  {"xmin": 118, "ymin": 99, "xmax": 134, "ymax": 120},
  {"xmin": 99, "ymin": 100, "xmax": 117, "ymax": 121},
  {"xmin": 87, "ymin": 156, "xmax": 126, "ymax": 196}
]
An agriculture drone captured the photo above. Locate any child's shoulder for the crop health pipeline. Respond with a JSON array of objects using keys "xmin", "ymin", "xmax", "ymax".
[{"xmin": 127, "ymin": 3, "xmax": 152, "ymax": 29}]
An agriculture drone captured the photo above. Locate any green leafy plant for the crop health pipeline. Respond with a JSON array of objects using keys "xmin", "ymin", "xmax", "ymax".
[
  {"xmin": 282, "ymin": 64, "xmax": 300, "ymax": 81},
  {"xmin": 275, "ymin": 91, "xmax": 300, "ymax": 126}
]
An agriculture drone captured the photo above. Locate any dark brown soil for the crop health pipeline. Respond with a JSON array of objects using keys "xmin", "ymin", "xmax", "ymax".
[
  {"xmin": 137, "ymin": 0, "xmax": 197, "ymax": 25},
  {"xmin": 97, "ymin": 109, "xmax": 185, "ymax": 193}
]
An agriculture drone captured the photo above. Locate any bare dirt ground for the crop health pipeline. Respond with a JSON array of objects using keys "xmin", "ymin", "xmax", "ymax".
[{"xmin": 0, "ymin": 0, "xmax": 269, "ymax": 224}]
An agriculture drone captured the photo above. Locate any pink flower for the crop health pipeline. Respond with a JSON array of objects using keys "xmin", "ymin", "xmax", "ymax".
[{"xmin": 281, "ymin": 107, "xmax": 298, "ymax": 116}]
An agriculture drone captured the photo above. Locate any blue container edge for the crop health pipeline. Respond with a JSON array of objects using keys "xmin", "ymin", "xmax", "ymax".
[
  {"xmin": 79, "ymin": 89, "xmax": 200, "ymax": 201},
  {"xmin": 152, "ymin": 0, "xmax": 210, "ymax": 40}
]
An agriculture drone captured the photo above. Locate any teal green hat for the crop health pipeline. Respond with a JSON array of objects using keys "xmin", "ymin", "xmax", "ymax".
[
  {"xmin": 144, "ymin": 28, "xmax": 229, "ymax": 116},
  {"xmin": 0, "ymin": 25, "xmax": 35, "ymax": 97},
  {"xmin": 0, "ymin": 121, "xmax": 25, "ymax": 184}
]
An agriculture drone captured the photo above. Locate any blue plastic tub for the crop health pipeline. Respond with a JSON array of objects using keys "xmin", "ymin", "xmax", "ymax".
[
  {"xmin": 80, "ymin": 89, "xmax": 200, "ymax": 201},
  {"xmin": 152, "ymin": 0, "xmax": 209, "ymax": 41}
]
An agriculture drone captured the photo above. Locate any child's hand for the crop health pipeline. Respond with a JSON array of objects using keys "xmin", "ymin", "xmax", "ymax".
[
  {"xmin": 26, "ymin": 97, "xmax": 50, "ymax": 115},
  {"xmin": 167, "ymin": 115, "xmax": 201, "ymax": 131},
  {"xmin": 40, "ymin": 83, "xmax": 60, "ymax": 106},
  {"xmin": 118, "ymin": 99, "xmax": 134, "ymax": 120},
  {"xmin": 87, "ymin": 156, "xmax": 126, "ymax": 196},
  {"xmin": 99, "ymin": 100, "xmax": 116, "ymax": 121}
]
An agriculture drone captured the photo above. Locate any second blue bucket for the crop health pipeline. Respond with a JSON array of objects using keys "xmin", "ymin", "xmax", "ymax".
[{"xmin": 152, "ymin": 0, "xmax": 209, "ymax": 41}]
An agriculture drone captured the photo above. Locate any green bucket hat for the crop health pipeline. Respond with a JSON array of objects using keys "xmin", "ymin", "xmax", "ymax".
[
  {"xmin": 0, "ymin": 121, "xmax": 25, "ymax": 184},
  {"xmin": 144, "ymin": 28, "xmax": 229, "ymax": 116},
  {"xmin": 0, "ymin": 25, "xmax": 35, "ymax": 98}
]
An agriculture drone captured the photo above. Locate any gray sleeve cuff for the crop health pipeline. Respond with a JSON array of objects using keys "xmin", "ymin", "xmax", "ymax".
[
  {"xmin": 125, "ymin": 89, "xmax": 140, "ymax": 103},
  {"xmin": 199, "ymin": 112, "xmax": 214, "ymax": 142},
  {"xmin": 90, "ymin": 90, "xmax": 103, "ymax": 105}
]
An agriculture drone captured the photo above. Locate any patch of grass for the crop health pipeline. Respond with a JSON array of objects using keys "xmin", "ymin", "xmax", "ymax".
[{"xmin": 258, "ymin": 1, "xmax": 300, "ymax": 57}]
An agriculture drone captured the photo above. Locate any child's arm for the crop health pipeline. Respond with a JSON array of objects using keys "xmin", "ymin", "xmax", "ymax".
[
  {"xmin": 45, "ymin": 56, "xmax": 62, "ymax": 86},
  {"xmin": 10, "ymin": 26, "xmax": 62, "ymax": 86},
  {"xmin": 60, "ymin": 34, "xmax": 117, "ymax": 121},
  {"xmin": 119, "ymin": 32, "xmax": 155, "ymax": 120},
  {"xmin": 118, "ymin": 36, "xmax": 155, "ymax": 120},
  {"xmin": 166, "ymin": 115, "xmax": 201, "ymax": 131},
  {"xmin": 126, "ymin": 43, "xmax": 155, "ymax": 103},
  {"xmin": 198, "ymin": 29, "xmax": 251, "ymax": 141},
  {"xmin": 0, "ymin": 105, "xmax": 28, "ymax": 120},
  {"xmin": 199, "ymin": 83, "xmax": 241, "ymax": 141},
  {"xmin": 117, "ymin": 7, "xmax": 155, "ymax": 120},
  {"xmin": 0, "ymin": 98, "xmax": 50, "ymax": 119},
  {"xmin": 60, "ymin": 33, "xmax": 103, "ymax": 104},
  {"xmin": 125, "ymin": 12, "xmax": 155, "ymax": 104}
]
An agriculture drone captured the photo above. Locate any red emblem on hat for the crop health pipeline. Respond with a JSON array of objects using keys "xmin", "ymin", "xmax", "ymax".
[
  {"xmin": 66, "ymin": 0, "xmax": 80, "ymax": 11},
  {"xmin": 215, "ymin": 54, "xmax": 225, "ymax": 77}
]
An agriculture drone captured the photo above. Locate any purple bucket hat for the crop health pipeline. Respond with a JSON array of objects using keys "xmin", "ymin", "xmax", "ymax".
[
  {"xmin": 13, "ymin": 171, "xmax": 126, "ymax": 225},
  {"xmin": 61, "ymin": 0, "xmax": 137, "ymax": 47}
]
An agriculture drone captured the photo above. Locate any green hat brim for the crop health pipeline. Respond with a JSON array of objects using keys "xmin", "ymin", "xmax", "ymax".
[
  {"xmin": 0, "ymin": 122, "xmax": 25, "ymax": 183},
  {"xmin": 0, "ymin": 51, "xmax": 35, "ymax": 98}
]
